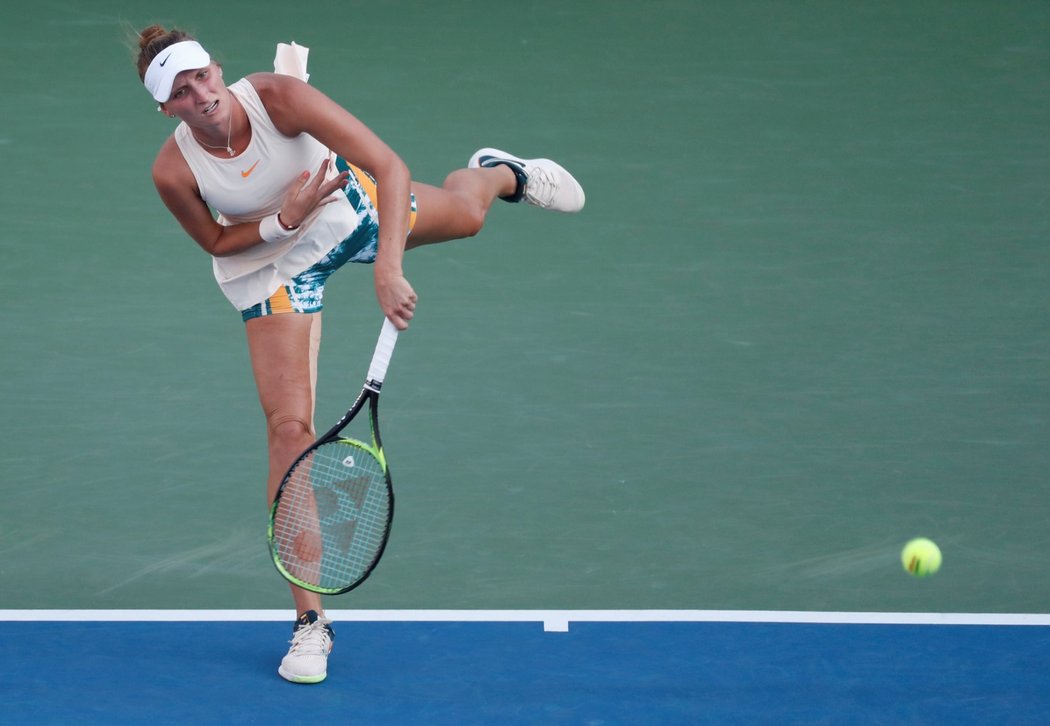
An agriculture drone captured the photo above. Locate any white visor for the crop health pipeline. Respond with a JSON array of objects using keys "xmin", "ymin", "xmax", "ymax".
[{"xmin": 144, "ymin": 40, "xmax": 212, "ymax": 102}]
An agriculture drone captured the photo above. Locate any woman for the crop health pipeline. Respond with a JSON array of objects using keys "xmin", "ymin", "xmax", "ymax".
[{"xmin": 135, "ymin": 25, "xmax": 584, "ymax": 684}]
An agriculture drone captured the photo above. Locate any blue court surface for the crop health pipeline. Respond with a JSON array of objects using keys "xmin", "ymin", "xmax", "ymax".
[{"xmin": 2, "ymin": 611, "xmax": 1049, "ymax": 724}]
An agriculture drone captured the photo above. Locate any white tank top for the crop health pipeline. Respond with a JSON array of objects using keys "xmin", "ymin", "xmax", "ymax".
[{"xmin": 174, "ymin": 78, "xmax": 360, "ymax": 309}]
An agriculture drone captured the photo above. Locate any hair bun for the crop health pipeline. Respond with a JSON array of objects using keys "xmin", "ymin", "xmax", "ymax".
[{"xmin": 138, "ymin": 24, "xmax": 169, "ymax": 51}]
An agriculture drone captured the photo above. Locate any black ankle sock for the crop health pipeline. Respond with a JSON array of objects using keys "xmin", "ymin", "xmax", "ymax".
[{"xmin": 483, "ymin": 159, "xmax": 528, "ymax": 203}]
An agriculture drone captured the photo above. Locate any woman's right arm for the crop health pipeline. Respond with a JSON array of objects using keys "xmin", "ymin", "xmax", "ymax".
[{"xmin": 151, "ymin": 139, "xmax": 346, "ymax": 257}]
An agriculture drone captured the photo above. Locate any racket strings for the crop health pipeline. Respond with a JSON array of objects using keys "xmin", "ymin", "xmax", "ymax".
[{"xmin": 272, "ymin": 440, "xmax": 391, "ymax": 590}]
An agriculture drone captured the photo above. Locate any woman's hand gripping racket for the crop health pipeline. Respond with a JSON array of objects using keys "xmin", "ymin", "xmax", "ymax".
[{"xmin": 268, "ymin": 318, "xmax": 399, "ymax": 595}]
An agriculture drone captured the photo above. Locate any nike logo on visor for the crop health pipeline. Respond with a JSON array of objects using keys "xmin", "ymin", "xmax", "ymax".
[{"xmin": 159, "ymin": 53, "xmax": 171, "ymax": 67}]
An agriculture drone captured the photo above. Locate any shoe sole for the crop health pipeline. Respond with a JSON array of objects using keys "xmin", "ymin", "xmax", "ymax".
[{"xmin": 278, "ymin": 665, "xmax": 327, "ymax": 684}]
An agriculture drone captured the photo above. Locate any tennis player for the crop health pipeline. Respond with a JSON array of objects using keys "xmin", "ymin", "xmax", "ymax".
[{"xmin": 134, "ymin": 25, "xmax": 584, "ymax": 684}]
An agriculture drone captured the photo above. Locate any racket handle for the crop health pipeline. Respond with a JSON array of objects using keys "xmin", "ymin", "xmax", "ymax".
[{"xmin": 366, "ymin": 317, "xmax": 399, "ymax": 386}]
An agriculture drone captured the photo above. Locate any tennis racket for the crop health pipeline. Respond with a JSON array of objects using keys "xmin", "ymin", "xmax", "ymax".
[{"xmin": 268, "ymin": 317, "xmax": 399, "ymax": 595}]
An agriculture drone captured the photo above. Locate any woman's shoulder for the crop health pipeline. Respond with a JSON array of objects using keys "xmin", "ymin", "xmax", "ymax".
[
  {"xmin": 243, "ymin": 72, "xmax": 314, "ymax": 135},
  {"xmin": 152, "ymin": 134, "xmax": 195, "ymax": 191},
  {"xmin": 153, "ymin": 133, "xmax": 182, "ymax": 169},
  {"xmin": 243, "ymin": 71, "xmax": 304, "ymax": 98}
]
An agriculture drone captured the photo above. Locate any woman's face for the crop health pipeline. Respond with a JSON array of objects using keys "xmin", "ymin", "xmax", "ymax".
[{"xmin": 161, "ymin": 62, "xmax": 228, "ymax": 124}]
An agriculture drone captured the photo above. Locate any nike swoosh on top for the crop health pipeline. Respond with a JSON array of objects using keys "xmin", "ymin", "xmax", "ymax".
[
  {"xmin": 159, "ymin": 53, "xmax": 171, "ymax": 67},
  {"xmin": 241, "ymin": 160, "xmax": 260, "ymax": 178}
]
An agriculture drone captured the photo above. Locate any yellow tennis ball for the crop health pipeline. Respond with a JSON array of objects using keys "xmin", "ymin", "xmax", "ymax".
[{"xmin": 902, "ymin": 537, "xmax": 942, "ymax": 577}]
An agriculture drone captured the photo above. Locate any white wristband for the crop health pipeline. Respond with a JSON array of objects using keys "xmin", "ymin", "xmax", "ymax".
[{"xmin": 259, "ymin": 212, "xmax": 297, "ymax": 243}]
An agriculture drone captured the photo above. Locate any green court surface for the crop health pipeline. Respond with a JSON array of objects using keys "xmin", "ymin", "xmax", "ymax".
[{"xmin": 1, "ymin": 0, "xmax": 1048, "ymax": 616}]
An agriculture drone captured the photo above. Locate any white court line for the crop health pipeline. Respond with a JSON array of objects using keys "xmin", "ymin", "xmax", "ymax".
[{"xmin": 2, "ymin": 610, "xmax": 1049, "ymax": 632}]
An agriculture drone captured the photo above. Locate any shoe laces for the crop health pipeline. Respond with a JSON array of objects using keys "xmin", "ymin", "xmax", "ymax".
[
  {"xmin": 287, "ymin": 617, "xmax": 332, "ymax": 656},
  {"xmin": 523, "ymin": 165, "xmax": 560, "ymax": 208}
]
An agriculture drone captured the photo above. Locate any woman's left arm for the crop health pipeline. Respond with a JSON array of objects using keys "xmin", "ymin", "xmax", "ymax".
[{"xmin": 253, "ymin": 72, "xmax": 417, "ymax": 329}]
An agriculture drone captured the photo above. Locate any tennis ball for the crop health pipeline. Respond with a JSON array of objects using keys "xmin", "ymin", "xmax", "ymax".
[{"xmin": 901, "ymin": 537, "xmax": 942, "ymax": 577}]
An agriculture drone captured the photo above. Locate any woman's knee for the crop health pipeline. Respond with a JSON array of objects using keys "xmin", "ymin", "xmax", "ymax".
[
  {"xmin": 440, "ymin": 171, "xmax": 488, "ymax": 237},
  {"xmin": 457, "ymin": 204, "xmax": 485, "ymax": 238},
  {"xmin": 267, "ymin": 412, "xmax": 314, "ymax": 454}
]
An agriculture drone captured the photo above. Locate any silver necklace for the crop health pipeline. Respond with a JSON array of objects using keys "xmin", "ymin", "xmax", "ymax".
[{"xmin": 193, "ymin": 110, "xmax": 235, "ymax": 156}]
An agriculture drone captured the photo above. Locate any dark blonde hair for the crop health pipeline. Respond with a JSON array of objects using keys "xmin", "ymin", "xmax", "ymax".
[{"xmin": 134, "ymin": 25, "xmax": 196, "ymax": 81}]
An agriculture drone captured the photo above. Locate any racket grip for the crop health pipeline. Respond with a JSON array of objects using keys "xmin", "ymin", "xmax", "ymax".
[{"xmin": 367, "ymin": 317, "xmax": 399, "ymax": 385}]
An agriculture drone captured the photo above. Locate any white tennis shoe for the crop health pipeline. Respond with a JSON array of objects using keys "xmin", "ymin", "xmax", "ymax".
[
  {"xmin": 468, "ymin": 148, "xmax": 585, "ymax": 213},
  {"xmin": 278, "ymin": 610, "xmax": 334, "ymax": 684}
]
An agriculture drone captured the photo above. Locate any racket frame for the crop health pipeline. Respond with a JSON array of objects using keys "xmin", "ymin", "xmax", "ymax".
[{"xmin": 267, "ymin": 320, "xmax": 398, "ymax": 595}]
